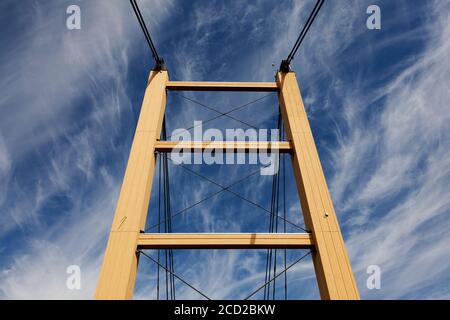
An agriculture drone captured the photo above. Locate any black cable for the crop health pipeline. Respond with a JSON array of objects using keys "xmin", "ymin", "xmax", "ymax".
[
  {"xmin": 156, "ymin": 153, "xmax": 162, "ymax": 300},
  {"xmin": 167, "ymin": 157, "xmax": 176, "ymax": 299},
  {"xmin": 272, "ymin": 112, "xmax": 282, "ymax": 300},
  {"xmin": 264, "ymin": 111, "xmax": 282, "ymax": 300},
  {"xmin": 129, "ymin": 0, "xmax": 165, "ymax": 69},
  {"xmin": 162, "ymin": 119, "xmax": 176, "ymax": 300},
  {"xmin": 263, "ymin": 167, "xmax": 276, "ymax": 299},
  {"xmin": 145, "ymin": 163, "xmax": 263, "ymax": 231},
  {"xmin": 163, "ymin": 155, "xmax": 169, "ymax": 300},
  {"xmin": 138, "ymin": 250, "xmax": 211, "ymax": 300},
  {"xmin": 281, "ymin": 0, "xmax": 326, "ymax": 71},
  {"xmin": 287, "ymin": 0, "xmax": 325, "ymax": 62},
  {"xmin": 265, "ymin": 149, "xmax": 277, "ymax": 299},
  {"xmin": 159, "ymin": 121, "xmax": 170, "ymax": 300},
  {"xmin": 164, "ymin": 158, "xmax": 307, "ymax": 232},
  {"xmin": 163, "ymin": 150, "xmax": 170, "ymax": 299},
  {"xmin": 178, "ymin": 94, "xmax": 259, "ymax": 130},
  {"xmin": 244, "ymin": 251, "xmax": 312, "ymax": 300},
  {"xmin": 130, "ymin": 0, "xmax": 158, "ymax": 58},
  {"xmin": 166, "ymin": 94, "xmax": 272, "ymax": 140},
  {"xmin": 282, "ymin": 124, "xmax": 288, "ymax": 300},
  {"xmin": 272, "ymin": 163, "xmax": 281, "ymax": 300}
]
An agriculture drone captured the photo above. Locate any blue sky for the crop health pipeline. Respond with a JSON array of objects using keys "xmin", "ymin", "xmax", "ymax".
[{"xmin": 0, "ymin": 0, "xmax": 449, "ymax": 299}]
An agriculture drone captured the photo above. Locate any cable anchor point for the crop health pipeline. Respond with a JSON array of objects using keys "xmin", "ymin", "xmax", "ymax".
[
  {"xmin": 153, "ymin": 57, "xmax": 166, "ymax": 71},
  {"xmin": 279, "ymin": 60, "xmax": 291, "ymax": 73}
]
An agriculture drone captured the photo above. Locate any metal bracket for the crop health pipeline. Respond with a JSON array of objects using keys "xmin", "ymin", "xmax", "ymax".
[
  {"xmin": 279, "ymin": 59, "xmax": 291, "ymax": 73},
  {"xmin": 153, "ymin": 57, "xmax": 166, "ymax": 71}
]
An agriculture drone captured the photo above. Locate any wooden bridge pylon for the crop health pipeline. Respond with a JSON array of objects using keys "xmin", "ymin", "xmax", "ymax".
[{"xmin": 95, "ymin": 70, "xmax": 360, "ymax": 300}]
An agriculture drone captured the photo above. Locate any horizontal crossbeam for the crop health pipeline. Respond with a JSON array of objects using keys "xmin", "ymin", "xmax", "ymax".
[
  {"xmin": 166, "ymin": 81, "xmax": 279, "ymax": 92},
  {"xmin": 155, "ymin": 141, "xmax": 293, "ymax": 153},
  {"xmin": 137, "ymin": 233, "xmax": 313, "ymax": 249}
]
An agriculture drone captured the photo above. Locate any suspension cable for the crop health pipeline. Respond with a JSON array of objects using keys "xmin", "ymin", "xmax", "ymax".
[
  {"xmin": 166, "ymin": 94, "xmax": 272, "ymax": 140},
  {"xmin": 280, "ymin": 0, "xmax": 326, "ymax": 72},
  {"xmin": 178, "ymin": 94, "xmax": 258, "ymax": 130},
  {"xmin": 160, "ymin": 157, "xmax": 308, "ymax": 232},
  {"xmin": 244, "ymin": 251, "xmax": 311, "ymax": 300},
  {"xmin": 145, "ymin": 165, "xmax": 267, "ymax": 231},
  {"xmin": 161, "ymin": 119, "xmax": 176, "ymax": 300},
  {"xmin": 138, "ymin": 250, "xmax": 211, "ymax": 300},
  {"xmin": 264, "ymin": 111, "xmax": 282, "ymax": 300},
  {"xmin": 129, "ymin": 0, "xmax": 165, "ymax": 70},
  {"xmin": 156, "ymin": 153, "xmax": 162, "ymax": 300},
  {"xmin": 282, "ymin": 123, "xmax": 288, "ymax": 300},
  {"xmin": 272, "ymin": 113, "xmax": 282, "ymax": 300}
]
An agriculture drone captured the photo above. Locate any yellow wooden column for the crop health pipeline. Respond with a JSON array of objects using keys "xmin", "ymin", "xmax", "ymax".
[
  {"xmin": 276, "ymin": 72, "xmax": 360, "ymax": 300},
  {"xmin": 95, "ymin": 70, "xmax": 168, "ymax": 299}
]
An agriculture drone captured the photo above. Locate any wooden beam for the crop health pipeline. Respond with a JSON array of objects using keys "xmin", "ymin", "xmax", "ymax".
[
  {"xmin": 95, "ymin": 70, "xmax": 169, "ymax": 300},
  {"xmin": 166, "ymin": 81, "xmax": 279, "ymax": 92},
  {"xmin": 154, "ymin": 141, "xmax": 292, "ymax": 153},
  {"xmin": 137, "ymin": 233, "xmax": 313, "ymax": 249},
  {"xmin": 277, "ymin": 72, "xmax": 360, "ymax": 300}
]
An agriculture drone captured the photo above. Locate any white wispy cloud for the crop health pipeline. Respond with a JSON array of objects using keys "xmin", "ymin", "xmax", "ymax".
[
  {"xmin": 0, "ymin": 0, "xmax": 174, "ymax": 299},
  {"xmin": 327, "ymin": 0, "xmax": 450, "ymax": 299},
  {"xmin": 1, "ymin": 0, "xmax": 449, "ymax": 300},
  {"xmin": 0, "ymin": 134, "xmax": 11, "ymax": 208}
]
